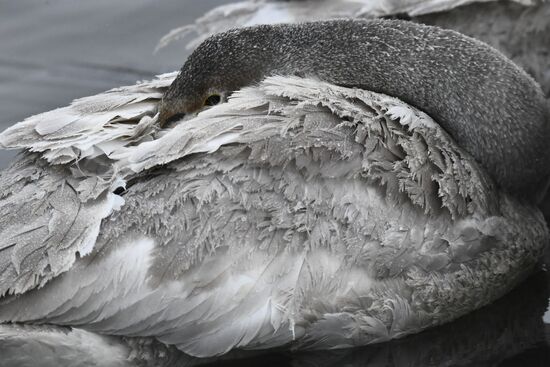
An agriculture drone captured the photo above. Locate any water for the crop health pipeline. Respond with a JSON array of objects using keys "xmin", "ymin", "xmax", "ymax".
[{"xmin": 0, "ymin": 1, "xmax": 549, "ymax": 366}]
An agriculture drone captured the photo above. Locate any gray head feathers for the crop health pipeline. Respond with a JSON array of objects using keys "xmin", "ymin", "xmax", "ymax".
[{"xmin": 162, "ymin": 19, "xmax": 550, "ymax": 201}]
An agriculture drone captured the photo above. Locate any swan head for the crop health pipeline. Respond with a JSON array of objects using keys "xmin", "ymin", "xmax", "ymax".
[
  {"xmin": 158, "ymin": 26, "xmax": 274, "ymax": 125},
  {"xmin": 159, "ymin": 20, "xmax": 550, "ymax": 202}
]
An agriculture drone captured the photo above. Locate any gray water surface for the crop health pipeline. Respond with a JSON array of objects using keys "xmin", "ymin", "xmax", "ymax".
[{"xmin": 0, "ymin": 1, "xmax": 549, "ymax": 366}]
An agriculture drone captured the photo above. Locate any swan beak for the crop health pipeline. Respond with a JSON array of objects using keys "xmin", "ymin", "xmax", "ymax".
[{"xmin": 157, "ymin": 102, "xmax": 185, "ymax": 128}]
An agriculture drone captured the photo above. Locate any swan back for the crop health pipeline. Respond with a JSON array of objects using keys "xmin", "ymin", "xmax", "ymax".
[{"xmin": 163, "ymin": 20, "xmax": 550, "ymax": 200}]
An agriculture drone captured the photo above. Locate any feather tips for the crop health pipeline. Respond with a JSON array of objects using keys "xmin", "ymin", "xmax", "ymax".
[{"xmin": 0, "ymin": 74, "xmax": 546, "ymax": 355}]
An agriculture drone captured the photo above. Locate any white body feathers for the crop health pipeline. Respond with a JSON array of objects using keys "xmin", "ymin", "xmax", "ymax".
[{"xmin": 0, "ymin": 74, "xmax": 546, "ymax": 357}]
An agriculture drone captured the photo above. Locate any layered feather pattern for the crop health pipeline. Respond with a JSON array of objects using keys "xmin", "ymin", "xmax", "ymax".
[{"xmin": 0, "ymin": 74, "xmax": 546, "ymax": 357}]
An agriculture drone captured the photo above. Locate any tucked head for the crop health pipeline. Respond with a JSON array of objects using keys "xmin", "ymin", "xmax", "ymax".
[
  {"xmin": 158, "ymin": 19, "xmax": 550, "ymax": 201},
  {"xmin": 158, "ymin": 26, "xmax": 279, "ymax": 125}
]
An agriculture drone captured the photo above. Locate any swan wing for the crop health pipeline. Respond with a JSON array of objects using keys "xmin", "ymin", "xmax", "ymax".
[
  {"xmin": 2, "ymin": 76, "xmax": 544, "ymax": 357},
  {"xmin": 0, "ymin": 74, "xmax": 176, "ymax": 296},
  {"xmin": 0, "ymin": 72, "xmax": 175, "ymax": 165}
]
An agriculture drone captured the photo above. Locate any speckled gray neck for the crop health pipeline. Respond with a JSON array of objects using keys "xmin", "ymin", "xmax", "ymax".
[{"xmin": 165, "ymin": 19, "xmax": 550, "ymax": 200}]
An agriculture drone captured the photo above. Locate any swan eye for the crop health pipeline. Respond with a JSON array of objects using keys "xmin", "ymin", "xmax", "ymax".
[{"xmin": 204, "ymin": 94, "xmax": 221, "ymax": 106}]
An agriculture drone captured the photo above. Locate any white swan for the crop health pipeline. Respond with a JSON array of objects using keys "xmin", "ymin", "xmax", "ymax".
[
  {"xmin": 0, "ymin": 72, "xmax": 547, "ymax": 356},
  {"xmin": 0, "ymin": 6, "xmax": 548, "ymax": 364}
]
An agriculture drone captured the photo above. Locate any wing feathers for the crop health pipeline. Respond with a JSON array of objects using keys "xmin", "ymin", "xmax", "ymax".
[{"xmin": 0, "ymin": 73, "xmax": 546, "ymax": 356}]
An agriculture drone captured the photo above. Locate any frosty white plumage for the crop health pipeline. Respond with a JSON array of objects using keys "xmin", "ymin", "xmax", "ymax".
[{"xmin": 0, "ymin": 0, "xmax": 548, "ymax": 366}]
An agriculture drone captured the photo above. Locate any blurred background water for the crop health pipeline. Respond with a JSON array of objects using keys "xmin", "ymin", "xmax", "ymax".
[{"xmin": 0, "ymin": 1, "xmax": 549, "ymax": 366}]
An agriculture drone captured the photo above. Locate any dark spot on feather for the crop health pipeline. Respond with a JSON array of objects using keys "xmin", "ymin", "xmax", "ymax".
[{"xmin": 114, "ymin": 186, "xmax": 126, "ymax": 195}]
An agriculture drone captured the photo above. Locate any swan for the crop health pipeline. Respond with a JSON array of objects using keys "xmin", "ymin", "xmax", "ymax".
[
  {"xmin": 158, "ymin": 0, "xmax": 550, "ymax": 213},
  {"xmin": 0, "ymin": 17, "xmax": 548, "ymax": 360}
]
